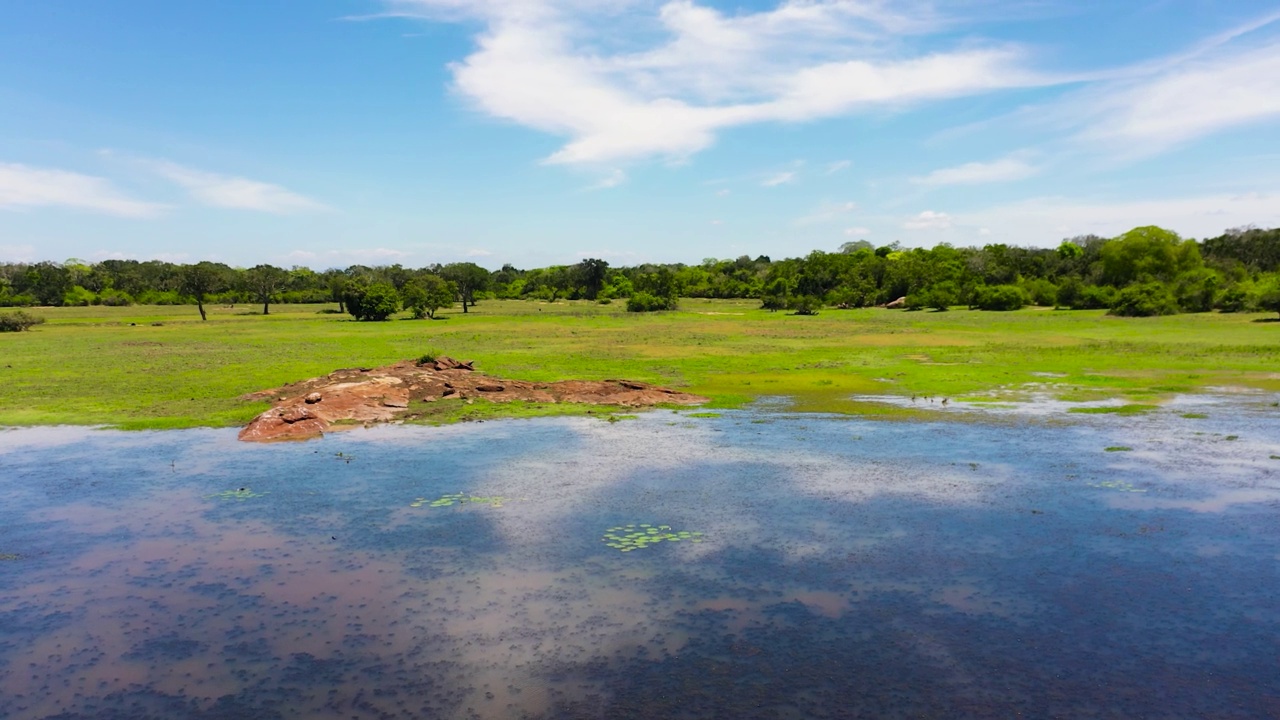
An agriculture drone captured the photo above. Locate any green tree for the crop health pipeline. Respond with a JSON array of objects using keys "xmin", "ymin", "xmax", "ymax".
[
  {"xmin": 1101, "ymin": 226, "xmax": 1202, "ymax": 286},
  {"xmin": 401, "ymin": 274, "xmax": 456, "ymax": 319},
  {"xmin": 179, "ymin": 262, "xmax": 231, "ymax": 321},
  {"xmin": 1257, "ymin": 276, "xmax": 1280, "ymax": 319},
  {"xmin": 244, "ymin": 264, "xmax": 289, "ymax": 315},
  {"xmin": 440, "ymin": 262, "xmax": 490, "ymax": 313},
  {"xmin": 343, "ymin": 280, "xmax": 400, "ymax": 321},
  {"xmin": 575, "ymin": 258, "xmax": 609, "ymax": 300}
]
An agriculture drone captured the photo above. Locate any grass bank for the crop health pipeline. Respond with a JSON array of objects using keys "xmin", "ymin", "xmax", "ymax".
[{"xmin": 1, "ymin": 300, "xmax": 1277, "ymax": 430}]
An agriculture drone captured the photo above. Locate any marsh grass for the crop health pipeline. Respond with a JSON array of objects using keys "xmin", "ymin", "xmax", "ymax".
[{"xmin": 2, "ymin": 300, "xmax": 1278, "ymax": 429}]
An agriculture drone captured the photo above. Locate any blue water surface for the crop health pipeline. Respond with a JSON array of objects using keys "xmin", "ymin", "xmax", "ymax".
[{"xmin": 1, "ymin": 397, "xmax": 1278, "ymax": 719}]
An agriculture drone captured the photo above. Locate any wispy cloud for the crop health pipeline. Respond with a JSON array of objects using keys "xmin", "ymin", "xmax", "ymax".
[
  {"xmin": 587, "ymin": 168, "xmax": 627, "ymax": 190},
  {"xmin": 796, "ymin": 200, "xmax": 857, "ymax": 225},
  {"xmin": 903, "ymin": 210, "xmax": 952, "ymax": 230},
  {"xmin": 138, "ymin": 159, "xmax": 326, "ymax": 214},
  {"xmin": 826, "ymin": 160, "xmax": 851, "ymax": 174},
  {"xmin": 843, "ymin": 226, "xmax": 871, "ymax": 236},
  {"xmin": 0, "ymin": 162, "xmax": 163, "ymax": 217},
  {"xmin": 0, "ymin": 244, "xmax": 37, "ymax": 261},
  {"xmin": 1073, "ymin": 41, "xmax": 1280, "ymax": 158},
  {"xmin": 762, "ymin": 171, "xmax": 796, "ymax": 187},
  {"xmin": 382, "ymin": 0, "xmax": 1055, "ymax": 165},
  {"xmin": 913, "ymin": 154, "xmax": 1038, "ymax": 186}
]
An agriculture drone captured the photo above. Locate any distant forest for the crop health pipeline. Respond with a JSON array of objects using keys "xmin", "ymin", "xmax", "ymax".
[{"xmin": 3, "ymin": 225, "xmax": 1279, "ymax": 319}]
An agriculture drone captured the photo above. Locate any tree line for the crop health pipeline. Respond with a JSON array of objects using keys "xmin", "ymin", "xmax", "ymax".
[{"xmin": 2, "ymin": 225, "xmax": 1279, "ymax": 319}]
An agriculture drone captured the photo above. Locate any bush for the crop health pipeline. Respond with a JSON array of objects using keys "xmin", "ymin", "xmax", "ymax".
[
  {"xmin": 344, "ymin": 281, "xmax": 401, "ymax": 321},
  {"xmin": 1021, "ymin": 278, "xmax": 1058, "ymax": 307},
  {"xmin": 0, "ymin": 310, "xmax": 45, "ymax": 332},
  {"xmin": 1074, "ymin": 285, "xmax": 1116, "ymax": 310},
  {"xmin": 0, "ymin": 293, "xmax": 37, "ymax": 307},
  {"xmin": 136, "ymin": 290, "xmax": 185, "ymax": 305},
  {"xmin": 1215, "ymin": 284, "xmax": 1254, "ymax": 313},
  {"xmin": 1055, "ymin": 277, "xmax": 1082, "ymax": 308},
  {"xmin": 760, "ymin": 294, "xmax": 788, "ymax": 312},
  {"xmin": 62, "ymin": 285, "xmax": 96, "ymax": 307},
  {"xmin": 98, "ymin": 289, "xmax": 134, "ymax": 306},
  {"xmin": 788, "ymin": 295, "xmax": 821, "ymax": 315},
  {"xmin": 1108, "ymin": 282, "xmax": 1179, "ymax": 317},
  {"xmin": 972, "ymin": 285, "xmax": 1027, "ymax": 311},
  {"xmin": 626, "ymin": 292, "xmax": 678, "ymax": 312}
]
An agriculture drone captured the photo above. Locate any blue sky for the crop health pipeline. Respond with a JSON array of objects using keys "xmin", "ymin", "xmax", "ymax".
[{"xmin": 3, "ymin": 0, "xmax": 1280, "ymax": 269}]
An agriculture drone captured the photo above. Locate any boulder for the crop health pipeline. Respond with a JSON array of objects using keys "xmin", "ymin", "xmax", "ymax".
[
  {"xmin": 885, "ymin": 296, "xmax": 908, "ymax": 309},
  {"xmin": 304, "ymin": 392, "xmax": 323, "ymax": 404}
]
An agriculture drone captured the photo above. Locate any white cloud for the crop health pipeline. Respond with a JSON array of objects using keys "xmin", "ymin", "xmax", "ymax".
[
  {"xmin": 913, "ymin": 154, "xmax": 1038, "ymax": 186},
  {"xmin": 796, "ymin": 200, "xmax": 857, "ymax": 224},
  {"xmin": 762, "ymin": 171, "xmax": 796, "ymax": 187},
  {"xmin": 0, "ymin": 162, "xmax": 163, "ymax": 217},
  {"xmin": 826, "ymin": 160, "xmax": 851, "ymax": 174},
  {"xmin": 286, "ymin": 248, "xmax": 410, "ymax": 264},
  {"xmin": 587, "ymin": 168, "xmax": 627, "ymax": 190},
  {"xmin": 955, "ymin": 191, "xmax": 1280, "ymax": 244},
  {"xmin": 137, "ymin": 158, "xmax": 325, "ymax": 214},
  {"xmin": 0, "ymin": 244, "xmax": 37, "ymax": 261},
  {"xmin": 385, "ymin": 0, "xmax": 1054, "ymax": 165},
  {"xmin": 467, "ymin": 248, "xmax": 494, "ymax": 256},
  {"xmin": 715, "ymin": 188, "xmax": 730, "ymax": 197},
  {"xmin": 710, "ymin": 219, "xmax": 723, "ymax": 225},
  {"xmin": 843, "ymin": 226, "xmax": 871, "ymax": 236},
  {"xmin": 903, "ymin": 210, "xmax": 952, "ymax": 230}
]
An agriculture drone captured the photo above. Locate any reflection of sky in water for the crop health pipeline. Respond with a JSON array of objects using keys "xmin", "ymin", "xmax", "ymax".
[{"xmin": 1, "ymin": 399, "xmax": 1278, "ymax": 719}]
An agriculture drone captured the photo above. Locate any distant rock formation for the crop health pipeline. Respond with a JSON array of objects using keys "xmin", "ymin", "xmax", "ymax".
[{"xmin": 238, "ymin": 356, "xmax": 708, "ymax": 442}]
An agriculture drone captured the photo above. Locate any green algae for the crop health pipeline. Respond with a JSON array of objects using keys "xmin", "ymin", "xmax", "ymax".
[{"xmin": 602, "ymin": 524, "xmax": 705, "ymax": 552}]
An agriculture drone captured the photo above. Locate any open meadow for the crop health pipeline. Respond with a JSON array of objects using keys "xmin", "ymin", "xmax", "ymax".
[{"xmin": 2, "ymin": 299, "xmax": 1277, "ymax": 430}]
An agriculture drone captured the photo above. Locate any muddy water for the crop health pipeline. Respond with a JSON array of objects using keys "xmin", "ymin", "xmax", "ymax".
[{"xmin": 1, "ymin": 398, "xmax": 1278, "ymax": 719}]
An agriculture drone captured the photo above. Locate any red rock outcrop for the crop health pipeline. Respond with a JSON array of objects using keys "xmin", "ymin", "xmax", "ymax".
[{"xmin": 237, "ymin": 357, "xmax": 708, "ymax": 442}]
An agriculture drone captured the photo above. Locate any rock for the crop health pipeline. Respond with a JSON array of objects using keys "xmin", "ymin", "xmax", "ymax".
[
  {"xmin": 476, "ymin": 384, "xmax": 505, "ymax": 392},
  {"xmin": 620, "ymin": 381, "xmax": 646, "ymax": 390},
  {"xmin": 442, "ymin": 388, "xmax": 457, "ymax": 397},
  {"xmin": 279, "ymin": 406, "xmax": 315, "ymax": 424},
  {"xmin": 382, "ymin": 399, "xmax": 409, "ymax": 408},
  {"xmin": 304, "ymin": 392, "xmax": 323, "ymax": 404},
  {"xmin": 885, "ymin": 296, "xmax": 908, "ymax": 309}
]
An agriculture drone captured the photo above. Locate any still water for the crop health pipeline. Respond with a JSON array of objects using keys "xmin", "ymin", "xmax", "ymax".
[{"xmin": 1, "ymin": 398, "xmax": 1278, "ymax": 719}]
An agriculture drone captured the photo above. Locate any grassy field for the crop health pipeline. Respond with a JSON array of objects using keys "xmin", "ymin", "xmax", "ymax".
[{"xmin": 1, "ymin": 299, "xmax": 1277, "ymax": 430}]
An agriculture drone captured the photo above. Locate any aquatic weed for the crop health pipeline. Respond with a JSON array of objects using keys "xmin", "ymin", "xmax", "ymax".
[
  {"xmin": 410, "ymin": 492, "xmax": 517, "ymax": 509},
  {"xmin": 1088, "ymin": 480, "xmax": 1147, "ymax": 493},
  {"xmin": 208, "ymin": 487, "xmax": 268, "ymax": 501},
  {"xmin": 601, "ymin": 524, "xmax": 705, "ymax": 552}
]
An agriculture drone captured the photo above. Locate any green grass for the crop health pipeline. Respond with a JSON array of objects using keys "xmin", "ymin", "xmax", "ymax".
[
  {"xmin": 2, "ymin": 300, "xmax": 1278, "ymax": 430},
  {"xmin": 1068, "ymin": 404, "xmax": 1158, "ymax": 416}
]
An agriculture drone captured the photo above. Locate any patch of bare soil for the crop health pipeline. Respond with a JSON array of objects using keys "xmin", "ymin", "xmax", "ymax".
[{"xmin": 238, "ymin": 356, "xmax": 708, "ymax": 442}]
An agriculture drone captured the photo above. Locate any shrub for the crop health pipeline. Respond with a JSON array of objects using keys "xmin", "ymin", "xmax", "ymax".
[
  {"xmin": 1258, "ymin": 277, "xmax": 1280, "ymax": 319},
  {"xmin": 760, "ymin": 294, "xmax": 788, "ymax": 312},
  {"xmin": 1215, "ymin": 284, "xmax": 1254, "ymax": 313},
  {"xmin": 972, "ymin": 284, "xmax": 1027, "ymax": 311},
  {"xmin": 136, "ymin": 290, "xmax": 185, "ymax": 305},
  {"xmin": 62, "ymin": 285, "xmax": 96, "ymax": 307},
  {"xmin": 0, "ymin": 293, "xmax": 37, "ymax": 307},
  {"xmin": 1021, "ymin": 278, "xmax": 1058, "ymax": 307},
  {"xmin": 597, "ymin": 298, "xmax": 612, "ymax": 305},
  {"xmin": 98, "ymin": 289, "xmax": 134, "ymax": 306},
  {"xmin": 1055, "ymin": 277, "xmax": 1082, "ymax": 308},
  {"xmin": 0, "ymin": 310, "xmax": 45, "ymax": 332},
  {"xmin": 1108, "ymin": 282, "xmax": 1179, "ymax": 317},
  {"xmin": 788, "ymin": 295, "xmax": 821, "ymax": 315},
  {"xmin": 626, "ymin": 292, "xmax": 678, "ymax": 312},
  {"xmin": 344, "ymin": 281, "xmax": 401, "ymax": 321},
  {"xmin": 1074, "ymin": 285, "xmax": 1116, "ymax": 310}
]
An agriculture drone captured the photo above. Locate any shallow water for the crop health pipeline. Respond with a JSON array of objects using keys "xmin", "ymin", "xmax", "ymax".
[{"xmin": 1, "ymin": 399, "xmax": 1278, "ymax": 719}]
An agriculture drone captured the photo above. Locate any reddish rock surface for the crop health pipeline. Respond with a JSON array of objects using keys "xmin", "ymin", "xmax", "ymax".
[{"xmin": 238, "ymin": 356, "xmax": 708, "ymax": 442}]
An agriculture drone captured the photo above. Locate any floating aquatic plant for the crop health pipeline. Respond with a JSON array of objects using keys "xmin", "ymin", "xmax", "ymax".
[
  {"xmin": 1088, "ymin": 480, "xmax": 1147, "ymax": 493},
  {"xmin": 601, "ymin": 524, "xmax": 704, "ymax": 552},
  {"xmin": 1104, "ymin": 446, "xmax": 1133, "ymax": 452},
  {"xmin": 0, "ymin": 553, "xmax": 20, "ymax": 561},
  {"xmin": 410, "ymin": 492, "xmax": 516, "ymax": 509},
  {"xmin": 208, "ymin": 487, "xmax": 268, "ymax": 501}
]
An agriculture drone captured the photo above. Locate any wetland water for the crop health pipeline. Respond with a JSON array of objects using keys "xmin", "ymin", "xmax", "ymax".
[{"xmin": 1, "ymin": 398, "xmax": 1278, "ymax": 719}]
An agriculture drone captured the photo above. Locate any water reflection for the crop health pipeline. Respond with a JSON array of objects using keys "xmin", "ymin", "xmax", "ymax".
[{"xmin": 1, "ymin": 398, "xmax": 1278, "ymax": 719}]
